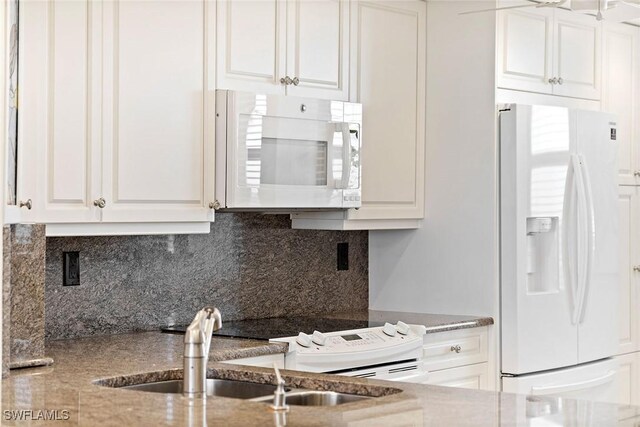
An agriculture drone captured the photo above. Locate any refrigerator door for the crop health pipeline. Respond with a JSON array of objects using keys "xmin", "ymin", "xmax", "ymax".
[
  {"xmin": 501, "ymin": 105, "xmax": 578, "ymax": 375},
  {"xmin": 574, "ymin": 110, "xmax": 619, "ymax": 364},
  {"xmin": 502, "ymin": 358, "xmax": 619, "ymax": 405}
]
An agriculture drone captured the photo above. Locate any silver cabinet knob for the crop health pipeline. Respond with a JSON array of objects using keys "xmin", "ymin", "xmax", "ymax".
[
  {"xmin": 93, "ymin": 197, "xmax": 106, "ymax": 209},
  {"xmin": 208, "ymin": 200, "xmax": 221, "ymax": 210},
  {"xmin": 292, "ymin": 77, "xmax": 300, "ymax": 86},
  {"xmin": 450, "ymin": 345, "xmax": 462, "ymax": 353},
  {"xmin": 548, "ymin": 77, "xmax": 558, "ymax": 85},
  {"xmin": 634, "ymin": 171, "xmax": 640, "ymax": 177},
  {"xmin": 19, "ymin": 199, "xmax": 32, "ymax": 210},
  {"xmin": 280, "ymin": 76, "xmax": 293, "ymax": 85},
  {"xmin": 633, "ymin": 266, "xmax": 640, "ymax": 272},
  {"xmin": 557, "ymin": 77, "xmax": 564, "ymax": 85}
]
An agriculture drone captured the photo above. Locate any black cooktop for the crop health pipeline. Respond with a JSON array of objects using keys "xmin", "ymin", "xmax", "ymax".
[{"xmin": 161, "ymin": 316, "xmax": 385, "ymax": 341}]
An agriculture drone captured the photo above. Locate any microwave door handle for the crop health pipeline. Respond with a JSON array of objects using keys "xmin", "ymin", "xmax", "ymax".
[{"xmin": 340, "ymin": 123, "xmax": 351, "ymax": 189}]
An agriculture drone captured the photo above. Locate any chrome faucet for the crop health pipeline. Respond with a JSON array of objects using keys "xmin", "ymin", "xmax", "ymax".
[
  {"xmin": 183, "ymin": 307, "xmax": 222, "ymax": 398},
  {"xmin": 270, "ymin": 363, "xmax": 289, "ymax": 412}
]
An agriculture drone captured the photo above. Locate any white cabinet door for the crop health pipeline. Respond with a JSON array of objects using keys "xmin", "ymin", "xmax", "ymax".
[
  {"xmin": 291, "ymin": 0, "xmax": 425, "ymax": 229},
  {"xmin": 216, "ymin": 0, "xmax": 287, "ymax": 94},
  {"xmin": 426, "ymin": 363, "xmax": 489, "ymax": 390},
  {"xmin": 602, "ymin": 23, "xmax": 639, "ymax": 185},
  {"xmin": 496, "ymin": 8, "xmax": 554, "ymax": 94},
  {"xmin": 618, "ymin": 186, "xmax": 638, "ymax": 356},
  {"xmin": 285, "ymin": 0, "xmax": 349, "ymax": 100},
  {"xmin": 348, "ymin": 0, "xmax": 425, "ymax": 221},
  {"xmin": 496, "ymin": 7, "xmax": 602, "ymax": 101},
  {"xmin": 552, "ymin": 10, "xmax": 601, "ymax": 100},
  {"xmin": 101, "ymin": 0, "xmax": 213, "ymax": 223},
  {"xmin": 616, "ymin": 353, "xmax": 639, "ymax": 408},
  {"xmin": 18, "ymin": 0, "xmax": 101, "ymax": 223}
]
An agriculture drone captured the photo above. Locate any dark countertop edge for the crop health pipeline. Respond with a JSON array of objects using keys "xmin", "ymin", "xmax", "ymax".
[
  {"xmin": 208, "ymin": 340, "xmax": 289, "ymax": 362},
  {"xmin": 325, "ymin": 309, "xmax": 494, "ymax": 334},
  {"xmin": 9, "ymin": 357, "xmax": 55, "ymax": 370},
  {"xmin": 421, "ymin": 317, "xmax": 495, "ymax": 333}
]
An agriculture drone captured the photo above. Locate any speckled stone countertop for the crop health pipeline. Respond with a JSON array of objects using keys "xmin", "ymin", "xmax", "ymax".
[
  {"xmin": 1, "ymin": 331, "xmax": 637, "ymax": 426},
  {"xmin": 326, "ymin": 309, "xmax": 494, "ymax": 333}
]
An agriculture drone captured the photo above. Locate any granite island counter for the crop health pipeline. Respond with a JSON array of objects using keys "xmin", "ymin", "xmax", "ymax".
[{"xmin": 1, "ymin": 331, "xmax": 638, "ymax": 426}]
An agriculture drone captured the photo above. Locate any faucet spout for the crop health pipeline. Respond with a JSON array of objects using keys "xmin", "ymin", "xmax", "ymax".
[{"xmin": 183, "ymin": 307, "xmax": 222, "ymax": 398}]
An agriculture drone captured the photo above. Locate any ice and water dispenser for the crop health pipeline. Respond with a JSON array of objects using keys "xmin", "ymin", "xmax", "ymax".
[{"xmin": 526, "ymin": 217, "xmax": 559, "ymax": 293}]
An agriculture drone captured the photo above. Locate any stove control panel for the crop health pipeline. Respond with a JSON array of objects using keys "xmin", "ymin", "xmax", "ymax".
[{"xmin": 279, "ymin": 322, "xmax": 425, "ymax": 355}]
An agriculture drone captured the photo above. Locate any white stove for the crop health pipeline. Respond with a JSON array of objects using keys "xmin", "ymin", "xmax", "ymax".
[{"xmin": 270, "ymin": 322, "xmax": 429, "ymax": 384}]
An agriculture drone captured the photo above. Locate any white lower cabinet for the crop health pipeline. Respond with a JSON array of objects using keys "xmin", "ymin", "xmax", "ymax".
[
  {"xmin": 426, "ymin": 363, "xmax": 489, "ymax": 390},
  {"xmin": 616, "ymin": 353, "xmax": 640, "ymax": 422},
  {"xmin": 616, "ymin": 353, "xmax": 638, "ymax": 407},
  {"xmin": 422, "ymin": 327, "xmax": 491, "ymax": 391},
  {"xmin": 618, "ymin": 186, "xmax": 639, "ymax": 356}
]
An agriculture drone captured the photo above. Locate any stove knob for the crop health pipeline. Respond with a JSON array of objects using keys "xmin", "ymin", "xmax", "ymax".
[
  {"xmin": 312, "ymin": 331, "xmax": 327, "ymax": 346},
  {"xmin": 296, "ymin": 332, "xmax": 312, "ymax": 348},
  {"xmin": 382, "ymin": 322, "xmax": 397, "ymax": 337},
  {"xmin": 396, "ymin": 321, "xmax": 410, "ymax": 335}
]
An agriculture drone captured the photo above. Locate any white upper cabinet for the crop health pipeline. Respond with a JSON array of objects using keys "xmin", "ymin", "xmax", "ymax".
[
  {"xmin": 602, "ymin": 23, "xmax": 639, "ymax": 185},
  {"xmin": 285, "ymin": 0, "xmax": 349, "ymax": 99},
  {"xmin": 19, "ymin": 0, "xmax": 101, "ymax": 224},
  {"xmin": 216, "ymin": 0, "xmax": 349, "ymax": 100},
  {"xmin": 349, "ymin": 0, "xmax": 425, "ymax": 221},
  {"xmin": 100, "ymin": 0, "xmax": 214, "ymax": 223},
  {"xmin": 497, "ymin": 6, "xmax": 602, "ymax": 100},
  {"xmin": 19, "ymin": 0, "xmax": 215, "ymax": 233},
  {"xmin": 216, "ymin": 0, "xmax": 286, "ymax": 95},
  {"xmin": 552, "ymin": 11, "xmax": 601, "ymax": 100},
  {"xmin": 497, "ymin": 8, "xmax": 553, "ymax": 94},
  {"xmin": 292, "ymin": 0, "xmax": 426, "ymax": 230}
]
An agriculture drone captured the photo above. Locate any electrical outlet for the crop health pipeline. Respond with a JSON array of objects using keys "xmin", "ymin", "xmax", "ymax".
[
  {"xmin": 63, "ymin": 251, "xmax": 80, "ymax": 286},
  {"xmin": 337, "ymin": 242, "xmax": 349, "ymax": 271}
]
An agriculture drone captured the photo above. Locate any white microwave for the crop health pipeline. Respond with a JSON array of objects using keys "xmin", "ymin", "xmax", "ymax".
[{"xmin": 215, "ymin": 90, "xmax": 362, "ymax": 210}]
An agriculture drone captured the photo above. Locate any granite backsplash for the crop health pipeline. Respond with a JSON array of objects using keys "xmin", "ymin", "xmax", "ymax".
[{"xmin": 44, "ymin": 213, "xmax": 368, "ymax": 340}]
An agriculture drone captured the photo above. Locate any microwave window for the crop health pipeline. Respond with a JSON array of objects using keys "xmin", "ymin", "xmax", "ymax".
[{"xmin": 254, "ymin": 138, "xmax": 328, "ymax": 186}]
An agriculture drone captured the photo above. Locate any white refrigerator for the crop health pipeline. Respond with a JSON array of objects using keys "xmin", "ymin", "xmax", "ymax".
[{"xmin": 499, "ymin": 104, "xmax": 620, "ymax": 403}]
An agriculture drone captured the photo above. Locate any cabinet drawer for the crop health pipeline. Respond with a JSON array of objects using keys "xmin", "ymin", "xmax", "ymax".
[
  {"xmin": 422, "ymin": 327, "xmax": 488, "ymax": 371},
  {"xmin": 426, "ymin": 363, "xmax": 489, "ymax": 390}
]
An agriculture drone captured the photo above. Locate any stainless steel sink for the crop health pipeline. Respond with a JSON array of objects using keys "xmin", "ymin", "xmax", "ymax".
[
  {"xmin": 121, "ymin": 379, "xmax": 281, "ymax": 399},
  {"xmin": 119, "ymin": 379, "xmax": 372, "ymax": 405},
  {"xmin": 252, "ymin": 390, "xmax": 371, "ymax": 406}
]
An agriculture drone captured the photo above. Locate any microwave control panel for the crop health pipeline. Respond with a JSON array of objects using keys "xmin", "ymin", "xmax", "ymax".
[{"xmin": 342, "ymin": 189, "xmax": 361, "ymax": 208}]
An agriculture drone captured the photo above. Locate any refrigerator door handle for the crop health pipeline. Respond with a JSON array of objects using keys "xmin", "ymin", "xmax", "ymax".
[
  {"xmin": 576, "ymin": 155, "xmax": 595, "ymax": 324},
  {"xmin": 571, "ymin": 155, "xmax": 590, "ymax": 325},
  {"xmin": 563, "ymin": 155, "xmax": 580, "ymax": 324},
  {"xmin": 529, "ymin": 370, "xmax": 616, "ymax": 395}
]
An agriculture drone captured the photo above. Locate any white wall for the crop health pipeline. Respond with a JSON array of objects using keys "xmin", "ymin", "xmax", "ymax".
[{"xmin": 369, "ymin": 0, "xmax": 498, "ymax": 317}]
